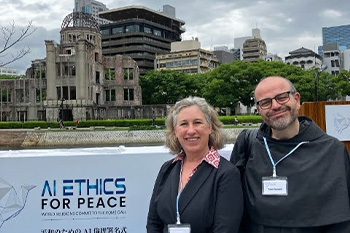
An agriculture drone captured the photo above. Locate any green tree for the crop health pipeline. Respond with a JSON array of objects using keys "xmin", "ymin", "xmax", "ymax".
[
  {"xmin": 332, "ymin": 70, "xmax": 350, "ymax": 99},
  {"xmin": 202, "ymin": 63, "xmax": 240, "ymax": 108},
  {"xmin": 140, "ymin": 70, "xmax": 202, "ymax": 104}
]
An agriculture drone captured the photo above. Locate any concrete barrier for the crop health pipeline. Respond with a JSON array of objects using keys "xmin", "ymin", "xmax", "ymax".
[{"xmin": 0, "ymin": 128, "xmax": 251, "ymax": 148}]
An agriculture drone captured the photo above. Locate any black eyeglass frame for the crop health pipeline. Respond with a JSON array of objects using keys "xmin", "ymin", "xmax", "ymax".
[{"xmin": 256, "ymin": 91, "xmax": 296, "ymax": 109}]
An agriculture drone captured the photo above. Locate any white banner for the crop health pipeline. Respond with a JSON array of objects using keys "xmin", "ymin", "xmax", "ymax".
[{"xmin": 0, "ymin": 145, "xmax": 233, "ymax": 233}]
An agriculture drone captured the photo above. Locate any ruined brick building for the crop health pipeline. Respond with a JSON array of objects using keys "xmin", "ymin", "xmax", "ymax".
[{"xmin": 0, "ymin": 12, "xmax": 149, "ymax": 122}]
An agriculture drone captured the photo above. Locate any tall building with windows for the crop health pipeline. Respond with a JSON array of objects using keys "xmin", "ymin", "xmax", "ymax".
[
  {"xmin": 322, "ymin": 24, "xmax": 350, "ymax": 50},
  {"xmin": 155, "ymin": 38, "xmax": 219, "ymax": 73},
  {"xmin": 234, "ymin": 36, "xmax": 253, "ymax": 60},
  {"xmin": 74, "ymin": 0, "xmax": 110, "ymax": 25},
  {"xmin": 242, "ymin": 28, "xmax": 267, "ymax": 62},
  {"xmin": 320, "ymin": 24, "xmax": 350, "ymax": 74},
  {"xmin": 99, "ymin": 5, "xmax": 185, "ymax": 76},
  {"xmin": 322, "ymin": 43, "xmax": 341, "ymax": 75}
]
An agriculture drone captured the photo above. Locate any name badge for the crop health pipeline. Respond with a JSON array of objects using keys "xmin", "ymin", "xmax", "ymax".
[
  {"xmin": 168, "ymin": 224, "xmax": 191, "ymax": 233},
  {"xmin": 262, "ymin": 176, "xmax": 288, "ymax": 196}
]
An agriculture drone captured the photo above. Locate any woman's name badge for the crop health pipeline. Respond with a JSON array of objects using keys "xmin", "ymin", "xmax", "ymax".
[
  {"xmin": 262, "ymin": 176, "xmax": 288, "ymax": 196},
  {"xmin": 168, "ymin": 224, "xmax": 191, "ymax": 233}
]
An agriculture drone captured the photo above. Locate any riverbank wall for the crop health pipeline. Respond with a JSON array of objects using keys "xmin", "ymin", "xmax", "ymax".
[{"xmin": 0, "ymin": 128, "xmax": 247, "ymax": 148}]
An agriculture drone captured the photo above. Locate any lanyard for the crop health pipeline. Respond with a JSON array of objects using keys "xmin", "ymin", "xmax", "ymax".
[
  {"xmin": 263, "ymin": 137, "xmax": 309, "ymax": 177},
  {"xmin": 176, "ymin": 161, "xmax": 184, "ymax": 224}
]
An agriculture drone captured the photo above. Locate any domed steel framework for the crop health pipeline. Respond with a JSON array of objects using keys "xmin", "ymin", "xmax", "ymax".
[{"xmin": 61, "ymin": 12, "xmax": 99, "ymax": 31}]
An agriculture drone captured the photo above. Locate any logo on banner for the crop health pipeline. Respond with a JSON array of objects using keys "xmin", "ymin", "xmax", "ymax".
[
  {"xmin": 0, "ymin": 177, "xmax": 36, "ymax": 228},
  {"xmin": 41, "ymin": 177, "xmax": 127, "ymax": 220}
]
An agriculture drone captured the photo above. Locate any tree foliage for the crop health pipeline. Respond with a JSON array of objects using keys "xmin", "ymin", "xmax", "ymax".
[
  {"xmin": 140, "ymin": 70, "xmax": 202, "ymax": 104},
  {"xmin": 0, "ymin": 20, "xmax": 37, "ymax": 67},
  {"xmin": 140, "ymin": 60, "xmax": 350, "ymax": 109}
]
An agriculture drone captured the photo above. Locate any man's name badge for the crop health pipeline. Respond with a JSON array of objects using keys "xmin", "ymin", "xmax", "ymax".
[
  {"xmin": 168, "ymin": 224, "xmax": 191, "ymax": 233},
  {"xmin": 262, "ymin": 176, "xmax": 288, "ymax": 196}
]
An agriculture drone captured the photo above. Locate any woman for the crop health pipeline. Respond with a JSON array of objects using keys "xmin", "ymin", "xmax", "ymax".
[{"xmin": 147, "ymin": 96, "xmax": 243, "ymax": 233}]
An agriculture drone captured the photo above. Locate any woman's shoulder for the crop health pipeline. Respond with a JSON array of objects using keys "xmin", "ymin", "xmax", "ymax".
[
  {"xmin": 218, "ymin": 156, "xmax": 240, "ymax": 174},
  {"xmin": 158, "ymin": 157, "xmax": 178, "ymax": 172}
]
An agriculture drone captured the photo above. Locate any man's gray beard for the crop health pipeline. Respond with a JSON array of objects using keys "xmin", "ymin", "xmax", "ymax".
[{"xmin": 267, "ymin": 109, "xmax": 299, "ymax": 130}]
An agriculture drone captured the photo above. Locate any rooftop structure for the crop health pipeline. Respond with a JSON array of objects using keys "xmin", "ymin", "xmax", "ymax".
[{"xmin": 99, "ymin": 5, "xmax": 185, "ymax": 76}]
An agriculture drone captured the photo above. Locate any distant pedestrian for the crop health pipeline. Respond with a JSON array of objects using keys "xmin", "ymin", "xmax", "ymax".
[
  {"xmin": 234, "ymin": 116, "xmax": 239, "ymax": 125},
  {"xmin": 59, "ymin": 119, "xmax": 65, "ymax": 129},
  {"xmin": 76, "ymin": 119, "xmax": 80, "ymax": 128}
]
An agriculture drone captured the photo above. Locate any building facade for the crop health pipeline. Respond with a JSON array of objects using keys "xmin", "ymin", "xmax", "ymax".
[
  {"xmin": 74, "ymin": 0, "xmax": 110, "ymax": 25},
  {"xmin": 99, "ymin": 5, "xmax": 185, "ymax": 76},
  {"xmin": 154, "ymin": 39, "xmax": 219, "ymax": 73},
  {"xmin": 242, "ymin": 38, "xmax": 267, "ymax": 62},
  {"xmin": 322, "ymin": 44, "xmax": 342, "ymax": 75},
  {"xmin": 234, "ymin": 36, "xmax": 252, "ymax": 60},
  {"xmin": 285, "ymin": 47, "xmax": 322, "ymax": 70},
  {"xmin": 213, "ymin": 46, "xmax": 236, "ymax": 64},
  {"xmin": 319, "ymin": 24, "xmax": 350, "ymax": 74},
  {"xmin": 0, "ymin": 12, "xmax": 144, "ymax": 122},
  {"xmin": 0, "ymin": 66, "xmax": 20, "ymax": 76},
  {"xmin": 323, "ymin": 24, "xmax": 350, "ymax": 50},
  {"xmin": 242, "ymin": 28, "xmax": 267, "ymax": 62}
]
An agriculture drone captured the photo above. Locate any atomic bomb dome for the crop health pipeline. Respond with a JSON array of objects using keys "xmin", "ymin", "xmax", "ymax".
[{"xmin": 61, "ymin": 12, "xmax": 99, "ymax": 32}]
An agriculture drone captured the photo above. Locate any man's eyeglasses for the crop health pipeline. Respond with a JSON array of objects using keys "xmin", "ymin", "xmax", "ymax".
[{"xmin": 256, "ymin": 91, "xmax": 295, "ymax": 109}]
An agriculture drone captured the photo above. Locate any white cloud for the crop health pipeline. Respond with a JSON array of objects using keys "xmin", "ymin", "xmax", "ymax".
[
  {"xmin": 1, "ymin": 0, "xmax": 350, "ymax": 73},
  {"xmin": 321, "ymin": 9, "xmax": 343, "ymax": 19}
]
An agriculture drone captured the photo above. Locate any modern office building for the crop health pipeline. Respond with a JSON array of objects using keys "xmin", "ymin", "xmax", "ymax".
[
  {"xmin": 285, "ymin": 47, "xmax": 322, "ymax": 70},
  {"xmin": 154, "ymin": 38, "xmax": 219, "ymax": 73},
  {"xmin": 0, "ymin": 12, "xmax": 144, "ymax": 122},
  {"xmin": 99, "ymin": 5, "xmax": 185, "ymax": 76},
  {"xmin": 322, "ymin": 24, "xmax": 350, "ymax": 50},
  {"xmin": 319, "ymin": 24, "xmax": 350, "ymax": 74},
  {"xmin": 242, "ymin": 28, "xmax": 267, "ymax": 62},
  {"xmin": 74, "ymin": 0, "xmax": 110, "ymax": 25}
]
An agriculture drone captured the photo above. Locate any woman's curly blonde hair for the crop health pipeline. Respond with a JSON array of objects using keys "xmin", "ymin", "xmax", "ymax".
[{"xmin": 165, "ymin": 96, "xmax": 227, "ymax": 155}]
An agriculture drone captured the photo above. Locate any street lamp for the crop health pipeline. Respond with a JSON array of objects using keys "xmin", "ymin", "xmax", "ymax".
[{"xmin": 315, "ymin": 64, "xmax": 328, "ymax": 102}]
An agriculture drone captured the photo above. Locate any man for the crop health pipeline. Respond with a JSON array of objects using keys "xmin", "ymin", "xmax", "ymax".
[{"xmin": 231, "ymin": 76, "xmax": 350, "ymax": 232}]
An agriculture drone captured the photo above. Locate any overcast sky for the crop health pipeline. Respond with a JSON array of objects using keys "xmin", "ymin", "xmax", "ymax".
[{"xmin": 1, "ymin": 0, "xmax": 350, "ymax": 74}]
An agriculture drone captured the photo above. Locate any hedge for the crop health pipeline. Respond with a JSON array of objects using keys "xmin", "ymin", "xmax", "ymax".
[{"xmin": 0, "ymin": 115, "xmax": 262, "ymax": 129}]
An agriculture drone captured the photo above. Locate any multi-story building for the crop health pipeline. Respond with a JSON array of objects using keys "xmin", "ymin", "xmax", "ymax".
[
  {"xmin": 74, "ymin": 0, "xmax": 110, "ymax": 25},
  {"xmin": 154, "ymin": 39, "xmax": 219, "ymax": 73},
  {"xmin": 99, "ymin": 5, "xmax": 185, "ymax": 76},
  {"xmin": 242, "ymin": 28, "xmax": 267, "ymax": 62},
  {"xmin": 323, "ymin": 24, "xmax": 350, "ymax": 50},
  {"xmin": 213, "ymin": 46, "xmax": 236, "ymax": 64},
  {"xmin": 0, "ymin": 67, "xmax": 20, "ymax": 76},
  {"xmin": 319, "ymin": 24, "xmax": 350, "ymax": 74},
  {"xmin": 234, "ymin": 36, "xmax": 253, "ymax": 60},
  {"xmin": 0, "ymin": 12, "xmax": 143, "ymax": 122},
  {"xmin": 285, "ymin": 47, "xmax": 322, "ymax": 70},
  {"xmin": 322, "ymin": 44, "xmax": 342, "ymax": 75}
]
